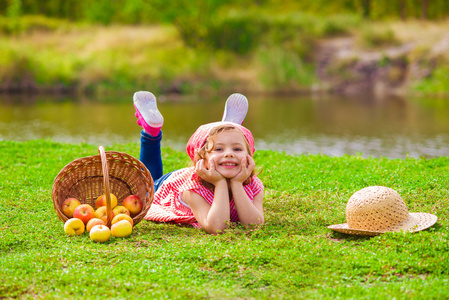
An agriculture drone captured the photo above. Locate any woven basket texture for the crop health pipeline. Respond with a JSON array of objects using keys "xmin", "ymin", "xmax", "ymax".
[{"xmin": 52, "ymin": 149, "xmax": 154, "ymax": 226}]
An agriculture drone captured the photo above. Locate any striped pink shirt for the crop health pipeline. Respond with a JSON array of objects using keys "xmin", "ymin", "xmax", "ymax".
[{"xmin": 144, "ymin": 167, "xmax": 264, "ymax": 228}]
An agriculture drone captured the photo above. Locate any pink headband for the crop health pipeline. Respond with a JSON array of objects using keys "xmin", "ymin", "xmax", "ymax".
[{"xmin": 186, "ymin": 122, "xmax": 255, "ymax": 161}]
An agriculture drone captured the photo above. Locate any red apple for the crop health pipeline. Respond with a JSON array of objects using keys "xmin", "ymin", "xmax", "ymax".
[
  {"xmin": 73, "ymin": 204, "xmax": 95, "ymax": 225},
  {"xmin": 61, "ymin": 198, "xmax": 81, "ymax": 218},
  {"xmin": 90, "ymin": 225, "xmax": 111, "ymax": 242},
  {"xmin": 112, "ymin": 205, "xmax": 130, "ymax": 216},
  {"xmin": 95, "ymin": 206, "xmax": 114, "ymax": 223},
  {"xmin": 95, "ymin": 193, "xmax": 118, "ymax": 209},
  {"xmin": 122, "ymin": 195, "xmax": 143, "ymax": 216},
  {"xmin": 86, "ymin": 218, "xmax": 106, "ymax": 232},
  {"xmin": 64, "ymin": 218, "xmax": 85, "ymax": 236}
]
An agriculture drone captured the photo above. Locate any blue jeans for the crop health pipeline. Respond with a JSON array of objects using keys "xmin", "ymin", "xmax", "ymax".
[{"xmin": 140, "ymin": 130, "xmax": 174, "ymax": 192}]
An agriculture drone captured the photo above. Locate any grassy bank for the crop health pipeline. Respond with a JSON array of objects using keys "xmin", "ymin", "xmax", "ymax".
[
  {"xmin": 1, "ymin": 15, "xmax": 449, "ymax": 96},
  {"xmin": 1, "ymin": 139, "xmax": 448, "ymax": 299}
]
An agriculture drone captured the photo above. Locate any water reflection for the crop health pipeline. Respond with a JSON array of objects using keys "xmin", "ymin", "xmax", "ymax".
[{"xmin": 1, "ymin": 93, "xmax": 448, "ymax": 159}]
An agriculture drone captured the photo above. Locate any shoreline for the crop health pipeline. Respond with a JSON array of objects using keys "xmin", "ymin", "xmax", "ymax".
[{"xmin": 1, "ymin": 20, "xmax": 449, "ymax": 98}]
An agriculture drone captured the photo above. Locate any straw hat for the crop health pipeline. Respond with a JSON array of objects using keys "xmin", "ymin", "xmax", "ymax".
[
  {"xmin": 328, "ymin": 186, "xmax": 437, "ymax": 236},
  {"xmin": 186, "ymin": 121, "xmax": 255, "ymax": 161}
]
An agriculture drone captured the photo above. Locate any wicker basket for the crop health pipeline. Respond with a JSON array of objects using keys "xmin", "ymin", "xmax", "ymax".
[{"xmin": 52, "ymin": 146, "xmax": 154, "ymax": 227}]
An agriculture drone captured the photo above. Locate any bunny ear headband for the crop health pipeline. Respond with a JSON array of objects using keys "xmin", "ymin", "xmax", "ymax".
[{"xmin": 186, "ymin": 121, "xmax": 255, "ymax": 161}]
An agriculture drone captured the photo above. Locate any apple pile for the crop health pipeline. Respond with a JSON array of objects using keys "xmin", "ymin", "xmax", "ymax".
[{"xmin": 61, "ymin": 194, "xmax": 143, "ymax": 242}]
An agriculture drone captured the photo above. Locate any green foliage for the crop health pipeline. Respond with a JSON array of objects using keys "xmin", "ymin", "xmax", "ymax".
[
  {"xmin": 1, "ymin": 0, "xmax": 157, "ymax": 25},
  {"xmin": 205, "ymin": 12, "xmax": 269, "ymax": 54},
  {"xmin": 180, "ymin": 11, "xmax": 360, "ymax": 55},
  {"xmin": 246, "ymin": 13, "xmax": 360, "ymax": 89},
  {"xmin": 356, "ymin": 23, "xmax": 399, "ymax": 48},
  {"xmin": 367, "ymin": 0, "xmax": 449, "ymax": 20},
  {"xmin": 1, "ymin": 140, "xmax": 449, "ymax": 298},
  {"xmin": 5, "ymin": 0, "xmax": 21, "ymax": 18},
  {"xmin": 0, "ymin": 22, "xmax": 215, "ymax": 94},
  {"xmin": 186, "ymin": 11, "xmax": 360, "ymax": 89},
  {"xmin": 412, "ymin": 64, "xmax": 449, "ymax": 95},
  {"xmin": 0, "ymin": 3, "xmax": 446, "ymax": 95},
  {"xmin": 257, "ymin": 48, "xmax": 317, "ymax": 89},
  {"xmin": 118, "ymin": 0, "xmax": 155, "ymax": 24},
  {"xmin": 81, "ymin": 0, "xmax": 115, "ymax": 25},
  {"xmin": 0, "ymin": 15, "xmax": 70, "ymax": 35},
  {"xmin": 2, "ymin": 0, "xmax": 449, "ymax": 25},
  {"xmin": 267, "ymin": 13, "xmax": 360, "ymax": 39},
  {"xmin": 0, "ymin": 35, "xmax": 82, "ymax": 88},
  {"xmin": 0, "ymin": 45, "xmax": 32, "ymax": 81},
  {"xmin": 313, "ymin": 13, "xmax": 361, "ymax": 36}
]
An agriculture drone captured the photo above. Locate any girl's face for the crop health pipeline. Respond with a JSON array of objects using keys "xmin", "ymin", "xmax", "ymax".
[{"xmin": 204, "ymin": 129, "xmax": 250, "ymax": 179}]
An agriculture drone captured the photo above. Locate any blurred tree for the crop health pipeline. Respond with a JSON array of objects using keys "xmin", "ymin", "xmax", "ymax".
[
  {"xmin": 119, "ymin": 0, "xmax": 148, "ymax": 24},
  {"xmin": 6, "ymin": 0, "xmax": 22, "ymax": 18},
  {"xmin": 1, "ymin": 0, "xmax": 449, "ymax": 22},
  {"xmin": 362, "ymin": 0, "xmax": 370, "ymax": 19},
  {"xmin": 422, "ymin": 0, "xmax": 429, "ymax": 20},
  {"xmin": 399, "ymin": 0, "xmax": 406, "ymax": 20},
  {"xmin": 143, "ymin": 0, "xmax": 228, "ymax": 47},
  {"xmin": 82, "ymin": 0, "xmax": 115, "ymax": 24}
]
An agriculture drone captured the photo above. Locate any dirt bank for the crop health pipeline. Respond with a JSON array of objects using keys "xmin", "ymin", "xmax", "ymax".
[{"xmin": 314, "ymin": 23, "xmax": 449, "ymax": 97}]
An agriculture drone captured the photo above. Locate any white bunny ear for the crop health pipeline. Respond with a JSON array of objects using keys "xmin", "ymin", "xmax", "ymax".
[{"xmin": 222, "ymin": 93, "xmax": 248, "ymax": 125}]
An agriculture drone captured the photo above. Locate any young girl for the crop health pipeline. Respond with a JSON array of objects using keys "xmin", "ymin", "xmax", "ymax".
[{"xmin": 133, "ymin": 91, "xmax": 264, "ymax": 234}]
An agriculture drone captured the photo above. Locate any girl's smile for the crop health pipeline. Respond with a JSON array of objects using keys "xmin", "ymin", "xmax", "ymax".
[
  {"xmin": 205, "ymin": 129, "xmax": 250, "ymax": 178},
  {"xmin": 220, "ymin": 162, "xmax": 238, "ymax": 167}
]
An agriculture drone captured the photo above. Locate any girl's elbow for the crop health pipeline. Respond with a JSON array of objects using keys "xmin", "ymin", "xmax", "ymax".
[
  {"xmin": 242, "ymin": 216, "xmax": 264, "ymax": 226},
  {"xmin": 204, "ymin": 222, "xmax": 229, "ymax": 235},
  {"xmin": 206, "ymin": 228, "xmax": 224, "ymax": 235}
]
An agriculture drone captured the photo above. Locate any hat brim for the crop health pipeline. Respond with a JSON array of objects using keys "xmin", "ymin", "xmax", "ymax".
[{"xmin": 328, "ymin": 212, "xmax": 438, "ymax": 236}]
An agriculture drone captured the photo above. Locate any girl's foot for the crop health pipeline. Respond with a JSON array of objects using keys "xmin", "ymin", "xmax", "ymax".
[
  {"xmin": 221, "ymin": 93, "xmax": 248, "ymax": 125},
  {"xmin": 133, "ymin": 91, "xmax": 164, "ymax": 136}
]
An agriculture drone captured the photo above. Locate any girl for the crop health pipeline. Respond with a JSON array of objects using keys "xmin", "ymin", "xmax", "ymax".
[{"xmin": 133, "ymin": 91, "xmax": 264, "ymax": 234}]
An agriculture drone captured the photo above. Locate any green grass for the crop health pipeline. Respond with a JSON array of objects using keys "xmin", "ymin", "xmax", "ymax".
[
  {"xmin": 412, "ymin": 64, "xmax": 449, "ymax": 96},
  {"xmin": 1, "ymin": 140, "xmax": 449, "ymax": 299}
]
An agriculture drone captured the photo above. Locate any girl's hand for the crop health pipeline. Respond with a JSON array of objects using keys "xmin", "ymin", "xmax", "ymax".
[
  {"xmin": 195, "ymin": 159, "xmax": 225, "ymax": 186},
  {"xmin": 231, "ymin": 155, "xmax": 255, "ymax": 184}
]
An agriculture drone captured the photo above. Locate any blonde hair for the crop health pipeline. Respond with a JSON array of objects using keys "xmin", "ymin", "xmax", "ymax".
[{"xmin": 193, "ymin": 124, "xmax": 256, "ymax": 188}]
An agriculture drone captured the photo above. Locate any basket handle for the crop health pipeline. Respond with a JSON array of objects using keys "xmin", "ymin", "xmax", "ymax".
[{"xmin": 98, "ymin": 146, "xmax": 114, "ymax": 227}]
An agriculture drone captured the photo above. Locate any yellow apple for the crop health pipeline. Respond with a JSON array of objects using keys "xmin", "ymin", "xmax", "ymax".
[
  {"xmin": 95, "ymin": 193, "xmax": 118, "ymax": 209},
  {"xmin": 90, "ymin": 225, "xmax": 111, "ymax": 243},
  {"xmin": 61, "ymin": 197, "xmax": 81, "ymax": 218},
  {"xmin": 111, "ymin": 213, "xmax": 133, "ymax": 227},
  {"xmin": 95, "ymin": 206, "xmax": 114, "ymax": 223},
  {"xmin": 86, "ymin": 218, "xmax": 106, "ymax": 232},
  {"xmin": 112, "ymin": 205, "xmax": 130, "ymax": 216},
  {"xmin": 73, "ymin": 204, "xmax": 95, "ymax": 225},
  {"xmin": 111, "ymin": 220, "xmax": 132, "ymax": 238},
  {"xmin": 64, "ymin": 218, "xmax": 85, "ymax": 236},
  {"xmin": 122, "ymin": 195, "xmax": 143, "ymax": 216}
]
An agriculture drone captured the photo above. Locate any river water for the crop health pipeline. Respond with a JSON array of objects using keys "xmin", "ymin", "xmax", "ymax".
[{"xmin": 1, "ymin": 93, "xmax": 449, "ymax": 159}]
